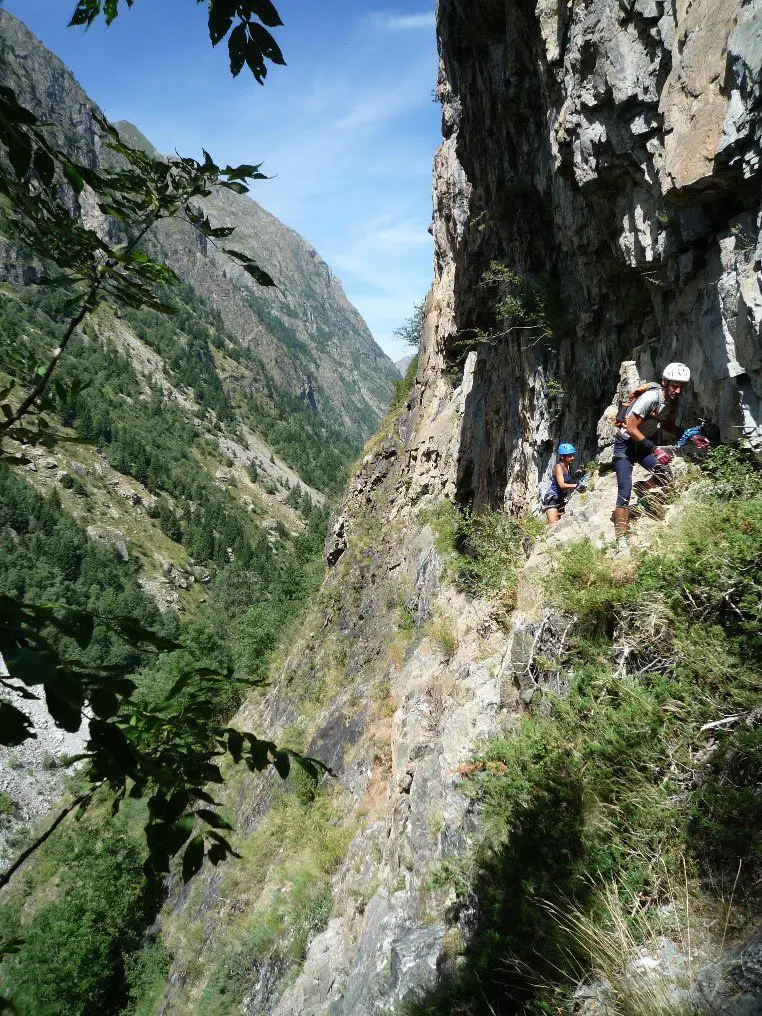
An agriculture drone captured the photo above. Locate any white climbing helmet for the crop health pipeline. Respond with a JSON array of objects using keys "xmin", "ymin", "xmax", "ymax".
[{"xmin": 662, "ymin": 362, "xmax": 691, "ymax": 384}]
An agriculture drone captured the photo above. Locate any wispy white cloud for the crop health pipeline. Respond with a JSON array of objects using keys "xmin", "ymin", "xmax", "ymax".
[
  {"xmin": 360, "ymin": 220, "xmax": 431, "ymax": 249},
  {"xmin": 333, "ymin": 76, "xmax": 429, "ymax": 131},
  {"xmin": 377, "ymin": 13, "xmax": 435, "ymax": 31}
]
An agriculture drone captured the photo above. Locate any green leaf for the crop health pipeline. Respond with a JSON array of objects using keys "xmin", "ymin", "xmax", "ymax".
[
  {"xmin": 241, "ymin": 262, "xmax": 276, "ymax": 286},
  {"xmin": 104, "ymin": 0, "xmax": 120, "ymax": 25},
  {"xmin": 195, "ymin": 808, "xmax": 233, "ymax": 830},
  {"xmin": 272, "ymin": 751, "xmax": 290, "ymax": 778},
  {"xmin": 0, "ymin": 88, "xmax": 38, "ymax": 125},
  {"xmin": 243, "ymin": 735, "xmax": 270, "ymax": 771},
  {"xmin": 223, "ymin": 162, "xmax": 265, "ymax": 181},
  {"xmin": 208, "ymin": 0, "xmax": 236, "ymax": 45},
  {"xmin": 45, "ymin": 685, "xmax": 83, "ymax": 732},
  {"xmin": 0, "ymin": 700, "xmax": 35, "ymax": 746},
  {"xmin": 5, "ymin": 128, "xmax": 33, "ymax": 179},
  {"xmin": 65, "ymin": 609, "xmax": 95, "ymax": 649},
  {"xmin": 147, "ymin": 814, "xmax": 195, "ymax": 859},
  {"xmin": 166, "ymin": 791, "xmax": 191, "ymax": 823},
  {"xmin": 104, "ymin": 616, "xmax": 180, "ymax": 651},
  {"xmin": 69, "ymin": 1, "xmax": 102, "ymax": 28},
  {"xmin": 250, "ymin": 0, "xmax": 284, "ymax": 28},
  {"xmin": 182, "ymin": 834, "xmax": 205, "ymax": 882},
  {"xmin": 248, "ymin": 21, "xmax": 285, "ymax": 66},
  {"xmin": 201, "ymin": 762, "xmax": 224, "ymax": 784},
  {"xmin": 228, "ymin": 23, "xmax": 248, "ymax": 77},
  {"xmin": 222, "ymin": 249, "xmax": 275, "ymax": 285},
  {"xmin": 4, "ymin": 647, "xmax": 58, "ymax": 688},
  {"xmin": 206, "ymin": 829, "xmax": 239, "ymax": 858},
  {"xmin": 33, "ymin": 148, "xmax": 55, "ymax": 187},
  {"xmin": 243, "ymin": 40, "xmax": 267, "ymax": 83},
  {"xmin": 191, "ymin": 789, "xmax": 220, "ymax": 807},
  {"xmin": 227, "ymin": 728, "xmax": 243, "ymax": 762},
  {"xmin": 172, "ymin": 814, "xmax": 196, "ymax": 850},
  {"xmin": 62, "ymin": 161, "xmax": 85, "ymax": 194},
  {"xmin": 208, "ymin": 841, "xmax": 227, "ymax": 865},
  {"xmin": 98, "ymin": 202, "xmax": 130, "ymax": 221},
  {"xmin": 89, "ymin": 686, "xmax": 119, "ymax": 719}
]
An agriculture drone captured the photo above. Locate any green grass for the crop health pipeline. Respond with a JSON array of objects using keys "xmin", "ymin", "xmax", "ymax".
[
  {"xmin": 431, "ymin": 616, "xmax": 458, "ymax": 658},
  {"xmin": 358, "ymin": 354, "xmax": 419, "ymax": 463},
  {"xmin": 409, "ymin": 451, "xmax": 762, "ymax": 1015},
  {"xmin": 0, "ymin": 790, "xmax": 17, "ymax": 823},
  {"xmin": 164, "ymin": 786, "xmax": 354, "ymax": 1016},
  {"xmin": 427, "ymin": 499, "xmax": 543, "ymax": 616}
]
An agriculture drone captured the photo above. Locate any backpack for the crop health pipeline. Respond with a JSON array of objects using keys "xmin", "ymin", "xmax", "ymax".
[{"xmin": 614, "ymin": 381, "xmax": 662, "ymax": 429}]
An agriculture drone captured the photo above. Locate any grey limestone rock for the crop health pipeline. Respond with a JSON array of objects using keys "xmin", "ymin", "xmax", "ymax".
[{"xmin": 419, "ymin": 0, "xmax": 762, "ymax": 519}]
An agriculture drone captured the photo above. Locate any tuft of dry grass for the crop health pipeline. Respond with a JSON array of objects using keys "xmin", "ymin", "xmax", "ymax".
[
  {"xmin": 544, "ymin": 873, "xmax": 715, "ymax": 1016},
  {"xmin": 431, "ymin": 616, "xmax": 458, "ymax": 659}
]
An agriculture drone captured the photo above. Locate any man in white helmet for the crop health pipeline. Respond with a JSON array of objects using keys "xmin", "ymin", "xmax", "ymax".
[{"xmin": 613, "ymin": 363, "xmax": 708, "ymax": 552}]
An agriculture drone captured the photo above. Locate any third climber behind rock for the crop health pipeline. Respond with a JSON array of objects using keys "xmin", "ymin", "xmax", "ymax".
[{"xmin": 613, "ymin": 362, "xmax": 709, "ymax": 552}]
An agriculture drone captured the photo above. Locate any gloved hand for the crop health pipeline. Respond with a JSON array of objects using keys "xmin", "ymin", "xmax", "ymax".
[
  {"xmin": 692, "ymin": 435, "xmax": 710, "ymax": 450},
  {"xmin": 653, "ymin": 446, "xmax": 673, "ymax": 466}
]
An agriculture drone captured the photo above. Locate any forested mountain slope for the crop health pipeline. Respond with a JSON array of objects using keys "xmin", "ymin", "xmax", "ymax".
[{"xmin": 0, "ymin": 9, "xmax": 394, "ymax": 865}]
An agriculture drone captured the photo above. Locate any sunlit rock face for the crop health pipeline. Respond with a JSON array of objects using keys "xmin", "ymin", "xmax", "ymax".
[{"xmin": 414, "ymin": 0, "xmax": 761, "ymax": 513}]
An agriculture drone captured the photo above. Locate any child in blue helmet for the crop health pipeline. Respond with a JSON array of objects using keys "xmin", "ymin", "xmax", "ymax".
[{"xmin": 542, "ymin": 444, "xmax": 581, "ymax": 525}]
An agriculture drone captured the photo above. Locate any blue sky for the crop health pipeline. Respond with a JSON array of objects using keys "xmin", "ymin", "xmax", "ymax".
[{"xmin": 4, "ymin": 1, "xmax": 439, "ymax": 362}]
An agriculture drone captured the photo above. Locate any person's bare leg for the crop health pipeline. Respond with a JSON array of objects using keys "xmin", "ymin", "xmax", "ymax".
[{"xmin": 545, "ymin": 507, "xmax": 560, "ymax": 526}]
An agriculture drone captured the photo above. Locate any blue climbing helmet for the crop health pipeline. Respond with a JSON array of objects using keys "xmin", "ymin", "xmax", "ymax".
[{"xmin": 558, "ymin": 443, "xmax": 576, "ymax": 456}]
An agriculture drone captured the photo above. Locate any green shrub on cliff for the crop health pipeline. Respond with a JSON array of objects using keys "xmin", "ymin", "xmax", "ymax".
[
  {"xmin": 429, "ymin": 499, "xmax": 542, "ymax": 615},
  {"xmin": 3, "ymin": 821, "xmax": 158, "ymax": 1016}
]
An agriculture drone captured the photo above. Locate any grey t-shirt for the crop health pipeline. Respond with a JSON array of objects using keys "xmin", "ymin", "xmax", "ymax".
[{"xmin": 627, "ymin": 387, "xmax": 675, "ymax": 439}]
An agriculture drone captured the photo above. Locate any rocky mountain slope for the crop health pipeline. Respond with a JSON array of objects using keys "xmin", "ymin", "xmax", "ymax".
[
  {"xmin": 1, "ymin": 3, "xmax": 761, "ymax": 1015},
  {"xmin": 0, "ymin": 10, "xmax": 397, "ymax": 446}
]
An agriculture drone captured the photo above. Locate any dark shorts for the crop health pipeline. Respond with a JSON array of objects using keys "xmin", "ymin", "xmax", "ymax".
[
  {"xmin": 542, "ymin": 494, "xmax": 569, "ymax": 512},
  {"xmin": 613, "ymin": 435, "xmax": 672, "ymax": 508}
]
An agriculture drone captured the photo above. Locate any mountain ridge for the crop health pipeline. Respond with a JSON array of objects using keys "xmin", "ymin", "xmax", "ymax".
[{"xmin": 0, "ymin": 8, "xmax": 398, "ymax": 447}]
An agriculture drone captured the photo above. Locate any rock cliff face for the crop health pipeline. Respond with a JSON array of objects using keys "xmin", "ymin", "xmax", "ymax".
[{"xmin": 408, "ymin": 0, "xmax": 761, "ymax": 512}]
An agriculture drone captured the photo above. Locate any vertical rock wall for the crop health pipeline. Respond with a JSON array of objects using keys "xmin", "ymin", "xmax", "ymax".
[{"xmin": 407, "ymin": 0, "xmax": 761, "ymax": 513}]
